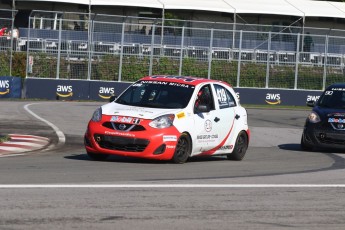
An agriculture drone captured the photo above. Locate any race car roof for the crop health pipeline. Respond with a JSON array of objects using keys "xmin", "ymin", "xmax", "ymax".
[
  {"xmin": 139, "ymin": 75, "xmax": 229, "ymax": 87},
  {"xmin": 326, "ymin": 83, "xmax": 345, "ymax": 89}
]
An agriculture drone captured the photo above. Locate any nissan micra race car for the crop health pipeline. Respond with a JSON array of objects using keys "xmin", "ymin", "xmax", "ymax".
[
  {"xmin": 301, "ymin": 83, "xmax": 345, "ymax": 151},
  {"xmin": 85, "ymin": 75, "xmax": 249, "ymax": 163}
]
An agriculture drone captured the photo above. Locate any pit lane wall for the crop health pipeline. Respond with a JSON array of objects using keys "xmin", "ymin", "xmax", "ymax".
[
  {"xmin": 0, "ymin": 76, "xmax": 22, "ymax": 99},
  {"xmin": 23, "ymin": 78, "xmax": 323, "ymax": 106}
]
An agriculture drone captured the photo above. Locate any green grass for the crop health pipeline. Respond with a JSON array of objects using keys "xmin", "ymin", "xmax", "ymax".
[{"xmin": 242, "ymin": 104, "xmax": 310, "ymax": 110}]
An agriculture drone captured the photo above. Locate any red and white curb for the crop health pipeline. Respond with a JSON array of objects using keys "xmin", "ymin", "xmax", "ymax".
[{"xmin": 0, "ymin": 134, "xmax": 50, "ymax": 157}]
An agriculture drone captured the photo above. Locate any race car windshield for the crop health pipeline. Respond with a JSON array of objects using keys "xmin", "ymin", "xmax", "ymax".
[
  {"xmin": 318, "ymin": 90, "xmax": 345, "ymax": 109},
  {"xmin": 116, "ymin": 81, "xmax": 194, "ymax": 109}
]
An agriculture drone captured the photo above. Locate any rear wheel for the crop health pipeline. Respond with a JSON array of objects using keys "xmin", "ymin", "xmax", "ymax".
[
  {"xmin": 227, "ymin": 131, "xmax": 248, "ymax": 161},
  {"xmin": 87, "ymin": 151, "xmax": 109, "ymax": 161},
  {"xmin": 172, "ymin": 133, "xmax": 192, "ymax": 164}
]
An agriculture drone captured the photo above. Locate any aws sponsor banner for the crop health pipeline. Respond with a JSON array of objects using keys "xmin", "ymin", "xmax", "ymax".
[
  {"xmin": 0, "ymin": 76, "xmax": 22, "ymax": 98},
  {"xmin": 234, "ymin": 88, "xmax": 323, "ymax": 106},
  {"xmin": 24, "ymin": 78, "xmax": 323, "ymax": 106},
  {"xmin": 89, "ymin": 81, "xmax": 131, "ymax": 101},
  {"xmin": 25, "ymin": 79, "xmax": 89, "ymax": 100},
  {"xmin": 25, "ymin": 79, "xmax": 132, "ymax": 101}
]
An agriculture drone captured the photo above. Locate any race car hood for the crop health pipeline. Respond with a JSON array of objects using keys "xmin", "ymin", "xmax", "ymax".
[
  {"xmin": 101, "ymin": 102, "xmax": 182, "ymax": 120},
  {"xmin": 314, "ymin": 106, "xmax": 345, "ymax": 118}
]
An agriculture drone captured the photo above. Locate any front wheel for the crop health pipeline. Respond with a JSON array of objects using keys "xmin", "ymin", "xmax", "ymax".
[
  {"xmin": 300, "ymin": 133, "xmax": 313, "ymax": 151},
  {"xmin": 227, "ymin": 131, "xmax": 248, "ymax": 161},
  {"xmin": 87, "ymin": 151, "xmax": 109, "ymax": 161},
  {"xmin": 172, "ymin": 133, "xmax": 192, "ymax": 164}
]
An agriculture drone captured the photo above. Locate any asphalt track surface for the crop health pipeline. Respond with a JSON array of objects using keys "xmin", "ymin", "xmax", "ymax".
[{"xmin": 1, "ymin": 101, "xmax": 345, "ymax": 229}]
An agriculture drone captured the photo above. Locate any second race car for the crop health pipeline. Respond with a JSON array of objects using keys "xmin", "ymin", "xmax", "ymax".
[{"xmin": 301, "ymin": 83, "xmax": 345, "ymax": 151}]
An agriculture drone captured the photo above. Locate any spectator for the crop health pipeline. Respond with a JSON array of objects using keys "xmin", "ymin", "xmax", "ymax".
[
  {"xmin": 6, "ymin": 28, "xmax": 19, "ymax": 39},
  {"xmin": 303, "ymin": 32, "xmax": 314, "ymax": 52},
  {"xmin": 140, "ymin": 26, "xmax": 146, "ymax": 34},
  {"xmin": 74, "ymin": 22, "xmax": 81, "ymax": 31},
  {"xmin": 0, "ymin": 26, "xmax": 8, "ymax": 36},
  {"xmin": 302, "ymin": 32, "xmax": 314, "ymax": 61}
]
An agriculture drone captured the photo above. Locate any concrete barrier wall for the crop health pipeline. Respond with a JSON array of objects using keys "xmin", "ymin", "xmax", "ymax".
[
  {"xmin": 24, "ymin": 78, "xmax": 322, "ymax": 106},
  {"xmin": 0, "ymin": 76, "xmax": 22, "ymax": 99}
]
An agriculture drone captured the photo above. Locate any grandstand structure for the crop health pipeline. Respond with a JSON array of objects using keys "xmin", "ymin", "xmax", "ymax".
[
  {"xmin": 1, "ymin": 0, "xmax": 345, "ymax": 90},
  {"xmin": 0, "ymin": 0, "xmax": 344, "ymax": 31}
]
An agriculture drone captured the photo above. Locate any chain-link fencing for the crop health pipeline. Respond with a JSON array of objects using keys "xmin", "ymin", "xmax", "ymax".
[
  {"xmin": 0, "ymin": 9, "xmax": 17, "ymax": 77},
  {"xmin": 2, "ymin": 10, "xmax": 345, "ymax": 90}
]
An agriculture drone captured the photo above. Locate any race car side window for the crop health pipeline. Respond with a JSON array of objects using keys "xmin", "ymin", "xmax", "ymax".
[
  {"xmin": 194, "ymin": 85, "xmax": 215, "ymax": 113},
  {"xmin": 214, "ymin": 84, "xmax": 236, "ymax": 109}
]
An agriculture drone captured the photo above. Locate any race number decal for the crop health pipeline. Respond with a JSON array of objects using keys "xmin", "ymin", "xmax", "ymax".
[{"xmin": 214, "ymin": 85, "xmax": 236, "ymax": 109}]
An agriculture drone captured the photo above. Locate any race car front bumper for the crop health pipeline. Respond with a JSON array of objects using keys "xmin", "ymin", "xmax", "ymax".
[
  {"xmin": 303, "ymin": 122, "xmax": 345, "ymax": 150},
  {"xmin": 84, "ymin": 120, "xmax": 181, "ymax": 160}
]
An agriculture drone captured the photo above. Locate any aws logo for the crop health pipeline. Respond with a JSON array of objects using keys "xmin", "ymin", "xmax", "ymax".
[
  {"xmin": 265, "ymin": 93, "xmax": 281, "ymax": 105},
  {"xmin": 98, "ymin": 87, "xmax": 115, "ymax": 99},
  {"xmin": 56, "ymin": 85, "xmax": 73, "ymax": 98},
  {"xmin": 0, "ymin": 80, "xmax": 10, "ymax": 95}
]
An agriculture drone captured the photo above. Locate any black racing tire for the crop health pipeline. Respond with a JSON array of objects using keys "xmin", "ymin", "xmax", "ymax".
[
  {"xmin": 87, "ymin": 151, "xmax": 109, "ymax": 161},
  {"xmin": 172, "ymin": 133, "xmax": 192, "ymax": 164},
  {"xmin": 300, "ymin": 133, "xmax": 314, "ymax": 151},
  {"xmin": 227, "ymin": 131, "xmax": 248, "ymax": 161}
]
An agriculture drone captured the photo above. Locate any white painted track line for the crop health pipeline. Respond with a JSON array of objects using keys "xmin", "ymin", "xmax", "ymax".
[
  {"xmin": 24, "ymin": 103, "xmax": 66, "ymax": 148},
  {"xmin": 0, "ymin": 146, "xmax": 33, "ymax": 151},
  {"xmin": 0, "ymin": 184, "xmax": 345, "ymax": 188},
  {"xmin": 2, "ymin": 141, "xmax": 46, "ymax": 148}
]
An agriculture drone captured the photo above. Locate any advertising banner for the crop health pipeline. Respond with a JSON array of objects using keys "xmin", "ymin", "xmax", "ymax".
[
  {"xmin": 0, "ymin": 76, "xmax": 22, "ymax": 98},
  {"xmin": 234, "ymin": 88, "xmax": 323, "ymax": 106},
  {"xmin": 25, "ymin": 79, "xmax": 89, "ymax": 100},
  {"xmin": 24, "ymin": 78, "xmax": 323, "ymax": 106},
  {"xmin": 89, "ymin": 81, "xmax": 131, "ymax": 101},
  {"xmin": 25, "ymin": 79, "xmax": 132, "ymax": 101}
]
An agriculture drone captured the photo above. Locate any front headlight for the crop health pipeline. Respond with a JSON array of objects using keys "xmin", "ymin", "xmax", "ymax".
[
  {"xmin": 91, "ymin": 107, "xmax": 102, "ymax": 122},
  {"xmin": 308, "ymin": 111, "xmax": 320, "ymax": 123},
  {"xmin": 149, "ymin": 114, "xmax": 175, "ymax": 129}
]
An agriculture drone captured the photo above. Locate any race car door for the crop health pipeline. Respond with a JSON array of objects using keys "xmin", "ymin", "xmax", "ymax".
[
  {"xmin": 211, "ymin": 83, "xmax": 237, "ymax": 151},
  {"xmin": 192, "ymin": 84, "xmax": 223, "ymax": 153}
]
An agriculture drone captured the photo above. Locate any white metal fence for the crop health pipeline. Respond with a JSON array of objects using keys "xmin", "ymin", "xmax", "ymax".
[
  {"xmin": 0, "ymin": 9, "xmax": 17, "ymax": 77},
  {"xmin": 2, "ymin": 10, "xmax": 345, "ymax": 90}
]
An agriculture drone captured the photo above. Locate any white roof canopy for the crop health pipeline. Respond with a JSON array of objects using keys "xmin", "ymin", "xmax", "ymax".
[
  {"xmin": 224, "ymin": 0, "xmax": 304, "ymax": 17},
  {"xmin": 287, "ymin": 0, "xmax": 345, "ymax": 19},
  {"xmin": 16, "ymin": 0, "xmax": 345, "ymax": 19},
  {"xmin": 330, "ymin": 1, "xmax": 345, "ymax": 14},
  {"xmin": 159, "ymin": 0, "xmax": 235, "ymax": 14},
  {"xmin": 90, "ymin": 0, "xmax": 163, "ymax": 9}
]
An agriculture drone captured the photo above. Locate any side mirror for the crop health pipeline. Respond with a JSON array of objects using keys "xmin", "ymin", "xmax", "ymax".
[
  {"xmin": 109, "ymin": 95, "xmax": 117, "ymax": 102},
  {"xmin": 306, "ymin": 100, "xmax": 315, "ymax": 107}
]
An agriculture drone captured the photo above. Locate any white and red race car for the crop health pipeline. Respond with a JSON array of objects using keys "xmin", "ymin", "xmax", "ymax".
[{"xmin": 84, "ymin": 75, "xmax": 250, "ymax": 163}]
